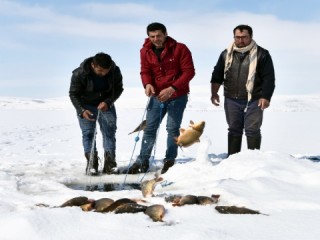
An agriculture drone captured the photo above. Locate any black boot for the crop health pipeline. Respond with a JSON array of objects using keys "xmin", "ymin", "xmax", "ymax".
[
  {"xmin": 228, "ymin": 135, "xmax": 242, "ymax": 156},
  {"xmin": 247, "ymin": 136, "xmax": 261, "ymax": 150},
  {"xmin": 84, "ymin": 152, "xmax": 99, "ymax": 176},
  {"xmin": 103, "ymin": 151, "xmax": 117, "ymax": 174},
  {"xmin": 127, "ymin": 157, "xmax": 149, "ymax": 174},
  {"xmin": 161, "ymin": 159, "xmax": 175, "ymax": 174}
]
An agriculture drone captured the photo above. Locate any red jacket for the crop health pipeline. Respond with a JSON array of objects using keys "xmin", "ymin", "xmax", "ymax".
[{"xmin": 140, "ymin": 36, "xmax": 195, "ymax": 98}]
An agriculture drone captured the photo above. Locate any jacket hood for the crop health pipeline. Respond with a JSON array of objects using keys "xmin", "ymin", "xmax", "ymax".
[
  {"xmin": 72, "ymin": 57, "xmax": 92, "ymax": 75},
  {"xmin": 79, "ymin": 57, "xmax": 93, "ymax": 74}
]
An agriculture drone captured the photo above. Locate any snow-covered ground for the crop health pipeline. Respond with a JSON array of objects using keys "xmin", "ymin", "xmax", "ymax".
[{"xmin": 0, "ymin": 87, "xmax": 319, "ymax": 240}]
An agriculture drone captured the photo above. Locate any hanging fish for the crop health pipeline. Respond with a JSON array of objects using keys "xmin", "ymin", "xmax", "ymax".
[
  {"xmin": 175, "ymin": 120, "xmax": 205, "ymax": 147},
  {"xmin": 141, "ymin": 173, "xmax": 163, "ymax": 198},
  {"xmin": 128, "ymin": 120, "xmax": 147, "ymax": 135}
]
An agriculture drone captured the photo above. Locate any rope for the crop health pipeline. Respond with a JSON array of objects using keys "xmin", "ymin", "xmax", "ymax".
[
  {"xmin": 122, "ymin": 97, "xmax": 150, "ymax": 186},
  {"xmin": 138, "ymin": 102, "xmax": 164, "ymax": 182},
  {"xmin": 85, "ymin": 110, "xmax": 101, "ymax": 188}
]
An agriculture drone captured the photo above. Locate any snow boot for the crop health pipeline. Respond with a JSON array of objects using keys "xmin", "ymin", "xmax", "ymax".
[
  {"xmin": 127, "ymin": 157, "xmax": 149, "ymax": 174},
  {"xmin": 228, "ymin": 135, "xmax": 242, "ymax": 156},
  {"xmin": 102, "ymin": 151, "xmax": 117, "ymax": 174},
  {"xmin": 161, "ymin": 159, "xmax": 175, "ymax": 174},
  {"xmin": 247, "ymin": 136, "xmax": 261, "ymax": 150},
  {"xmin": 84, "ymin": 152, "xmax": 99, "ymax": 176}
]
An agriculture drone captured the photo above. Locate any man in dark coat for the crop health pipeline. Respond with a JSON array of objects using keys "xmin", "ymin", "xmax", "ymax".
[
  {"xmin": 69, "ymin": 52, "xmax": 123, "ymax": 175},
  {"xmin": 210, "ymin": 25, "xmax": 275, "ymax": 156}
]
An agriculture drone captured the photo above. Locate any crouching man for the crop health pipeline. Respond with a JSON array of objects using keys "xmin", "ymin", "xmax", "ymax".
[{"xmin": 69, "ymin": 52, "xmax": 124, "ymax": 175}]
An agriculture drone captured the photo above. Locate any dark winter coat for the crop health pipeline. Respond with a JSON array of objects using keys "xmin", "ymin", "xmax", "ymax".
[
  {"xmin": 140, "ymin": 36, "xmax": 195, "ymax": 98},
  {"xmin": 69, "ymin": 57, "xmax": 124, "ymax": 116},
  {"xmin": 210, "ymin": 46, "xmax": 275, "ymax": 101}
]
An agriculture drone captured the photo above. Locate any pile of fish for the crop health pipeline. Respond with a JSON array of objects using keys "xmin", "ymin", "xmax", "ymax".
[
  {"xmin": 165, "ymin": 194, "xmax": 220, "ymax": 206},
  {"xmin": 59, "ymin": 196, "xmax": 165, "ymax": 222}
]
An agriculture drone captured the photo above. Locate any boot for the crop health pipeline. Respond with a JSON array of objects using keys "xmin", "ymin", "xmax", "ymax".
[
  {"xmin": 84, "ymin": 152, "xmax": 99, "ymax": 176},
  {"xmin": 247, "ymin": 136, "xmax": 261, "ymax": 150},
  {"xmin": 103, "ymin": 151, "xmax": 117, "ymax": 174},
  {"xmin": 127, "ymin": 157, "xmax": 149, "ymax": 174},
  {"xmin": 161, "ymin": 159, "xmax": 175, "ymax": 174},
  {"xmin": 228, "ymin": 135, "xmax": 242, "ymax": 156}
]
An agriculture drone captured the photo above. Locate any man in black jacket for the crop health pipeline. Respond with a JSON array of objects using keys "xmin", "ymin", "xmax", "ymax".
[
  {"xmin": 210, "ymin": 25, "xmax": 275, "ymax": 156},
  {"xmin": 69, "ymin": 52, "xmax": 124, "ymax": 175}
]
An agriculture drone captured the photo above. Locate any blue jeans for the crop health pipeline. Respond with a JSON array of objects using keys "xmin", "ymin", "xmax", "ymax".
[
  {"xmin": 224, "ymin": 97, "xmax": 263, "ymax": 137},
  {"xmin": 77, "ymin": 104, "xmax": 117, "ymax": 153},
  {"xmin": 137, "ymin": 95, "xmax": 188, "ymax": 164}
]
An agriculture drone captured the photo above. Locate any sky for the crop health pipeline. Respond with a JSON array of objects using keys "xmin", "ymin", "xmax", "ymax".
[
  {"xmin": 0, "ymin": 89, "xmax": 320, "ymax": 239},
  {"xmin": 1, "ymin": 0, "xmax": 320, "ymax": 98}
]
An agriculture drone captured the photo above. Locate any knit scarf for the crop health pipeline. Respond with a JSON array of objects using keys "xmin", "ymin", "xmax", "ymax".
[{"xmin": 224, "ymin": 40, "xmax": 258, "ymax": 103}]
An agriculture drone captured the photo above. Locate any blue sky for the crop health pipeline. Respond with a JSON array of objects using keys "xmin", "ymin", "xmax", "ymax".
[{"xmin": 1, "ymin": 0, "xmax": 320, "ymax": 98}]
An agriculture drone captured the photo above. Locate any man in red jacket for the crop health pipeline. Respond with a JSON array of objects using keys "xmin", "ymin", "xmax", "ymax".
[{"xmin": 128, "ymin": 22, "xmax": 195, "ymax": 174}]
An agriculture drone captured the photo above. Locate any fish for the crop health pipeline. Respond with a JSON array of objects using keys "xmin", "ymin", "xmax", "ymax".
[
  {"xmin": 164, "ymin": 195, "xmax": 183, "ymax": 204},
  {"xmin": 101, "ymin": 198, "xmax": 136, "ymax": 213},
  {"xmin": 80, "ymin": 201, "xmax": 95, "ymax": 211},
  {"xmin": 141, "ymin": 174, "xmax": 164, "ymax": 198},
  {"xmin": 60, "ymin": 196, "xmax": 90, "ymax": 208},
  {"xmin": 114, "ymin": 203, "xmax": 147, "ymax": 214},
  {"xmin": 197, "ymin": 194, "xmax": 220, "ymax": 205},
  {"xmin": 166, "ymin": 194, "xmax": 220, "ymax": 206},
  {"xmin": 175, "ymin": 120, "xmax": 205, "ymax": 147},
  {"xmin": 144, "ymin": 204, "xmax": 166, "ymax": 222},
  {"xmin": 215, "ymin": 206, "xmax": 262, "ymax": 214},
  {"xmin": 173, "ymin": 194, "xmax": 199, "ymax": 206},
  {"xmin": 128, "ymin": 120, "xmax": 147, "ymax": 135},
  {"xmin": 94, "ymin": 198, "xmax": 114, "ymax": 212}
]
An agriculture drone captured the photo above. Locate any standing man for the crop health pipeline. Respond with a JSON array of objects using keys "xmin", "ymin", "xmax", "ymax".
[
  {"xmin": 128, "ymin": 22, "xmax": 195, "ymax": 174},
  {"xmin": 69, "ymin": 52, "xmax": 124, "ymax": 175},
  {"xmin": 210, "ymin": 25, "xmax": 275, "ymax": 156}
]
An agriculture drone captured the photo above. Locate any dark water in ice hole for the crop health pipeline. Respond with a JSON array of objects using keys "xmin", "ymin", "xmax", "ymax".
[{"xmin": 65, "ymin": 182, "xmax": 141, "ymax": 192}]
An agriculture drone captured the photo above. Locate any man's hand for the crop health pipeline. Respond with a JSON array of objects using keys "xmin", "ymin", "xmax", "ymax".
[
  {"xmin": 211, "ymin": 93, "xmax": 220, "ymax": 106},
  {"xmin": 258, "ymin": 98, "xmax": 270, "ymax": 110},
  {"xmin": 211, "ymin": 83, "xmax": 221, "ymax": 106},
  {"xmin": 82, "ymin": 110, "xmax": 95, "ymax": 121},
  {"xmin": 98, "ymin": 102, "xmax": 108, "ymax": 112},
  {"xmin": 145, "ymin": 84, "xmax": 156, "ymax": 97},
  {"xmin": 158, "ymin": 86, "xmax": 175, "ymax": 102}
]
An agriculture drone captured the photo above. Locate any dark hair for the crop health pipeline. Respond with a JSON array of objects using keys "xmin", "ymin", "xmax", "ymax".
[
  {"xmin": 233, "ymin": 25, "xmax": 253, "ymax": 37},
  {"xmin": 92, "ymin": 52, "xmax": 112, "ymax": 69},
  {"xmin": 146, "ymin": 22, "xmax": 167, "ymax": 35}
]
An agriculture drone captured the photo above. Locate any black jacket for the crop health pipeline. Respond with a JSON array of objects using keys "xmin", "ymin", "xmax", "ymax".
[
  {"xmin": 211, "ymin": 45, "xmax": 275, "ymax": 101},
  {"xmin": 69, "ymin": 57, "xmax": 124, "ymax": 116}
]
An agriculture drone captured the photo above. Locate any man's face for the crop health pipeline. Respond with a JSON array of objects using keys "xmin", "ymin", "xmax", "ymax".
[
  {"xmin": 234, "ymin": 29, "xmax": 252, "ymax": 48},
  {"xmin": 148, "ymin": 30, "xmax": 167, "ymax": 48},
  {"xmin": 91, "ymin": 63, "xmax": 110, "ymax": 77}
]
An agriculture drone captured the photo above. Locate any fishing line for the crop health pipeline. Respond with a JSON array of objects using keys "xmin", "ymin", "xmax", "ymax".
[
  {"xmin": 138, "ymin": 102, "xmax": 164, "ymax": 182},
  {"xmin": 85, "ymin": 110, "xmax": 101, "ymax": 188},
  {"xmin": 122, "ymin": 97, "xmax": 150, "ymax": 186}
]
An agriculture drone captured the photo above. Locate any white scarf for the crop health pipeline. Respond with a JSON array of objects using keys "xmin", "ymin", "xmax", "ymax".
[{"xmin": 224, "ymin": 40, "xmax": 258, "ymax": 103}]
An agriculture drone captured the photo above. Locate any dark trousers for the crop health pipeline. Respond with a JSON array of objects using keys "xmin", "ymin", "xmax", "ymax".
[{"xmin": 224, "ymin": 97, "xmax": 263, "ymax": 138}]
